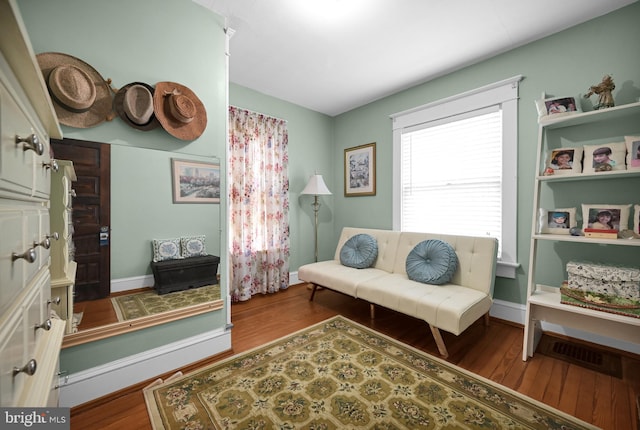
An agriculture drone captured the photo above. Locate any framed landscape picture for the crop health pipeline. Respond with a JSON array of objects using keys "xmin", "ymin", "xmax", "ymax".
[
  {"xmin": 344, "ymin": 143, "xmax": 376, "ymax": 196},
  {"xmin": 171, "ymin": 158, "xmax": 220, "ymax": 203}
]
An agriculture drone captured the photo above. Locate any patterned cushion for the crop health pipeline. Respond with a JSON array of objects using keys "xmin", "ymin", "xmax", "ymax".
[
  {"xmin": 340, "ymin": 234, "xmax": 378, "ymax": 269},
  {"xmin": 181, "ymin": 235, "xmax": 207, "ymax": 258},
  {"xmin": 152, "ymin": 238, "xmax": 181, "ymax": 262},
  {"xmin": 406, "ymin": 239, "xmax": 458, "ymax": 285}
]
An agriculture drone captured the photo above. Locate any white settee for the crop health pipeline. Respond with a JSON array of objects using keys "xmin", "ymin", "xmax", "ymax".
[{"xmin": 298, "ymin": 227, "xmax": 498, "ymax": 357}]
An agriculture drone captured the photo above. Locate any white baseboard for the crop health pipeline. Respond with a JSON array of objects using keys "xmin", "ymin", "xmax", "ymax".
[
  {"xmin": 111, "ymin": 274, "xmax": 154, "ymax": 293},
  {"xmin": 58, "ymin": 328, "xmax": 232, "ymax": 408}
]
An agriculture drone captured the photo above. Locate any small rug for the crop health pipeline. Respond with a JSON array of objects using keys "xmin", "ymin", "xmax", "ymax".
[
  {"xmin": 143, "ymin": 316, "xmax": 598, "ymax": 429},
  {"xmin": 111, "ymin": 284, "xmax": 221, "ymax": 321}
]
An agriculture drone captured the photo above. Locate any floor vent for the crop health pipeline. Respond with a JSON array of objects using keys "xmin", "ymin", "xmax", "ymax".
[{"xmin": 537, "ymin": 335, "xmax": 623, "ymax": 378}]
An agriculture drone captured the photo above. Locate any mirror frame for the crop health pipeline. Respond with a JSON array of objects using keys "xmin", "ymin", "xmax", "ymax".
[{"xmin": 62, "ymin": 299, "xmax": 224, "ymax": 348}]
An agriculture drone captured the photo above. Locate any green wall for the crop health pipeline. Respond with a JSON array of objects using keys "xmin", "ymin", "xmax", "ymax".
[
  {"xmin": 331, "ymin": 3, "xmax": 640, "ymax": 305},
  {"xmin": 19, "ymin": 0, "xmax": 229, "ymax": 371}
]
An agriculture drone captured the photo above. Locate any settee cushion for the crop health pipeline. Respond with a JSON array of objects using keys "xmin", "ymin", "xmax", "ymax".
[
  {"xmin": 340, "ymin": 233, "xmax": 378, "ymax": 269},
  {"xmin": 406, "ymin": 239, "xmax": 457, "ymax": 285}
]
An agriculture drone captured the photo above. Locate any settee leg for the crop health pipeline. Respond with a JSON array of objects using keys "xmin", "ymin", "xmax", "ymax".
[
  {"xmin": 309, "ymin": 284, "xmax": 318, "ymax": 301},
  {"xmin": 369, "ymin": 304, "xmax": 375, "ymax": 320},
  {"xmin": 484, "ymin": 312, "xmax": 490, "ymax": 326},
  {"xmin": 429, "ymin": 325, "xmax": 449, "ymax": 358}
]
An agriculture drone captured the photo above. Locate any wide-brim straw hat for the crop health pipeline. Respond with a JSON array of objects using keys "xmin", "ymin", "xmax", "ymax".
[
  {"xmin": 36, "ymin": 52, "xmax": 113, "ymax": 128},
  {"xmin": 153, "ymin": 81, "xmax": 207, "ymax": 140},
  {"xmin": 113, "ymin": 82, "xmax": 160, "ymax": 131}
]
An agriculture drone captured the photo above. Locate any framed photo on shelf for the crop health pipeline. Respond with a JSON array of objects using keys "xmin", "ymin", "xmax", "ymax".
[
  {"xmin": 543, "ymin": 147, "xmax": 582, "ymax": 176},
  {"xmin": 171, "ymin": 158, "xmax": 221, "ymax": 204},
  {"xmin": 535, "ymin": 95, "xmax": 580, "ymax": 121},
  {"xmin": 582, "ymin": 142, "xmax": 627, "ymax": 173},
  {"xmin": 625, "ymin": 136, "xmax": 640, "ymax": 170},
  {"xmin": 581, "ymin": 203, "xmax": 631, "ymax": 232},
  {"xmin": 344, "ymin": 142, "xmax": 376, "ymax": 196},
  {"xmin": 539, "ymin": 207, "xmax": 576, "ymax": 234}
]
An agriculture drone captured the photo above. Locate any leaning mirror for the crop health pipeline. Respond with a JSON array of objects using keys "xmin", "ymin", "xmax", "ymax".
[{"xmin": 48, "ymin": 140, "xmax": 223, "ymax": 347}]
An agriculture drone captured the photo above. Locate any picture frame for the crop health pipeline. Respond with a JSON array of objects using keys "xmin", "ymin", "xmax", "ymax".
[
  {"xmin": 581, "ymin": 203, "xmax": 631, "ymax": 232},
  {"xmin": 171, "ymin": 158, "xmax": 221, "ymax": 203},
  {"xmin": 625, "ymin": 136, "xmax": 640, "ymax": 170},
  {"xmin": 582, "ymin": 142, "xmax": 627, "ymax": 174},
  {"xmin": 344, "ymin": 142, "xmax": 376, "ymax": 196},
  {"xmin": 535, "ymin": 95, "xmax": 580, "ymax": 120},
  {"xmin": 539, "ymin": 207, "xmax": 577, "ymax": 234},
  {"xmin": 543, "ymin": 147, "xmax": 583, "ymax": 176}
]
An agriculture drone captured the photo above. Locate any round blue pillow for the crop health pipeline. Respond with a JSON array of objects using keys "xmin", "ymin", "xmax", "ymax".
[
  {"xmin": 406, "ymin": 239, "xmax": 458, "ymax": 285},
  {"xmin": 340, "ymin": 234, "xmax": 378, "ymax": 269}
]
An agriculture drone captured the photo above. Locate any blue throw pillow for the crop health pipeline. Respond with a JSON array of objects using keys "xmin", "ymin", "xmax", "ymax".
[
  {"xmin": 406, "ymin": 239, "xmax": 458, "ymax": 285},
  {"xmin": 340, "ymin": 234, "xmax": 378, "ymax": 269}
]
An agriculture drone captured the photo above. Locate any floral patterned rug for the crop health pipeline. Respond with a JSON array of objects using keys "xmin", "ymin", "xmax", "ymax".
[
  {"xmin": 111, "ymin": 284, "xmax": 221, "ymax": 321},
  {"xmin": 143, "ymin": 316, "xmax": 598, "ymax": 430}
]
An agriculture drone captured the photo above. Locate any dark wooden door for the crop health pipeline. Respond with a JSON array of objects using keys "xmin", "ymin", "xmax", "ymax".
[{"xmin": 51, "ymin": 138, "xmax": 111, "ymax": 301}]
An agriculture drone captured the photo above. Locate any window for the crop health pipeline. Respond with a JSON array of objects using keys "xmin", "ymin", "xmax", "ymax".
[{"xmin": 391, "ymin": 76, "xmax": 522, "ymax": 278}]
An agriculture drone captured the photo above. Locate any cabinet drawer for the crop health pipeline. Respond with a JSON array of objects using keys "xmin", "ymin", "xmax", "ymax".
[
  {"xmin": 24, "ymin": 269, "xmax": 50, "ymax": 362},
  {"xmin": 0, "ymin": 306, "xmax": 26, "ymax": 407},
  {"xmin": 0, "ymin": 80, "xmax": 50, "ymax": 199},
  {"xmin": 0, "ymin": 207, "xmax": 27, "ymax": 315}
]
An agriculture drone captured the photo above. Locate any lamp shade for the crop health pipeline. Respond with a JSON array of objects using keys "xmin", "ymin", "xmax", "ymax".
[{"xmin": 301, "ymin": 174, "xmax": 332, "ymax": 195}]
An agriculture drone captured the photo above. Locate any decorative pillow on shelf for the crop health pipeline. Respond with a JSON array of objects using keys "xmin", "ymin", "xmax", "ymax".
[
  {"xmin": 181, "ymin": 235, "xmax": 207, "ymax": 258},
  {"xmin": 152, "ymin": 238, "xmax": 181, "ymax": 262},
  {"xmin": 582, "ymin": 142, "xmax": 627, "ymax": 174},
  {"xmin": 624, "ymin": 136, "xmax": 640, "ymax": 170},
  {"xmin": 339, "ymin": 234, "xmax": 378, "ymax": 269},
  {"xmin": 406, "ymin": 239, "xmax": 458, "ymax": 285}
]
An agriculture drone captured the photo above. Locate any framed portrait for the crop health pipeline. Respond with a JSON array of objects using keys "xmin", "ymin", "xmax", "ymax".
[
  {"xmin": 171, "ymin": 158, "xmax": 221, "ymax": 203},
  {"xmin": 582, "ymin": 142, "xmax": 627, "ymax": 174},
  {"xmin": 625, "ymin": 136, "xmax": 640, "ymax": 171},
  {"xmin": 543, "ymin": 147, "xmax": 583, "ymax": 176},
  {"xmin": 539, "ymin": 207, "xmax": 576, "ymax": 234},
  {"xmin": 344, "ymin": 142, "xmax": 376, "ymax": 196},
  {"xmin": 535, "ymin": 96, "xmax": 580, "ymax": 121},
  {"xmin": 635, "ymin": 205, "xmax": 640, "ymax": 235},
  {"xmin": 581, "ymin": 203, "xmax": 631, "ymax": 232}
]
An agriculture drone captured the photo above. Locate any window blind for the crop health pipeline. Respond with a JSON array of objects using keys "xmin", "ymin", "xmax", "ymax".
[{"xmin": 400, "ymin": 107, "xmax": 503, "ymax": 255}]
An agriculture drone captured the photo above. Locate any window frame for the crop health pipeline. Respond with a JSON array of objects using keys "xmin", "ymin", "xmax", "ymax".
[{"xmin": 390, "ymin": 75, "xmax": 522, "ymax": 278}]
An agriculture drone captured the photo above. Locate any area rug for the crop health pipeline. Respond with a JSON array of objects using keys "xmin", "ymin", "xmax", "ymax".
[
  {"xmin": 111, "ymin": 284, "xmax": 221, "ymax": 321},
  {"xmin": 144, "ymin": 316, "xmax": 598, "ymax": 430}
]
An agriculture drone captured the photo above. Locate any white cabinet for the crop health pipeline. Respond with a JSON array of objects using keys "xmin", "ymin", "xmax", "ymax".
[
  {"xmin": 50, "ymin": 160, "xmax": 77, "ymax": 333},
  {"xmin": 523, "ymin": 102, "xmax": 640, "ymax": 360},
  {"xmin": 0, "ymin": 0, "xmax": 64, "ymax": 407}
]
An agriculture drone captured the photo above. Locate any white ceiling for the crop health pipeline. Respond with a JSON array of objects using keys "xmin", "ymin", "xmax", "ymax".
[{"xmin": 195, "ymin": 0, "xmax": 635, "ymax": 117}]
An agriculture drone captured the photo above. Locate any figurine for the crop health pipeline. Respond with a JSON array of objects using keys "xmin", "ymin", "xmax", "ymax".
[{"xmin": 584, "ymin": 75, "xmax": 615, "ymax": 109}]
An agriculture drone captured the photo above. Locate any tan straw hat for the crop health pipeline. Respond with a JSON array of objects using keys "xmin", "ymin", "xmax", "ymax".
[
  {"xmin": 153, "ymin": 81, "xmax": 207, "ymax": 140},
  {"xmin": 113, "ymin": 82, "xmax": 159, "ymax": 131},
  {"xmin": 36, "ymin": 52, "xmax": 113, "ymax": 128}
]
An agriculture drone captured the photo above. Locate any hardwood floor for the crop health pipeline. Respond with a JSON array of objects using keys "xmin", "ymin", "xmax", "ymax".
[{"xmin": 70, "ymin": 283, "xmax": 640, "ymax": 429}]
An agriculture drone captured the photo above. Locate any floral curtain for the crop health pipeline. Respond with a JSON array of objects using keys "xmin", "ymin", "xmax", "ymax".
[{"xmin": 228, "ymin": 106, "xmax": 290, "ymax": 302}]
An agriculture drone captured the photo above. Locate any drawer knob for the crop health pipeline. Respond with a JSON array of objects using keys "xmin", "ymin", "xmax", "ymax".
[
  {"xmin": 48, "ymin": 232, "xmax": 60, "ymax": 241},
  {"xmin": 15, "ymin": 133, "xmax": 44, "ymax": 155},
  {"xmin": 48, "ymin": 296, "xmax": 61, "ymax": 306},
  {"xmin": 12, "ymin": 248, "xmax": 37, "ymax": 263},
  {"xmin": 35, "ymin": 319, "xmax": 52, "ymax": 331},
  {"xmin": 43, "ymin": 159, "xmax": 59, "ymax": 172},
  {"xmin": 34, "ymin": 237, "xmax": 52, "ymax": 249},
  {"xmin": 13, "ymin": 359, "xmax": 37, "ymax": 377}
]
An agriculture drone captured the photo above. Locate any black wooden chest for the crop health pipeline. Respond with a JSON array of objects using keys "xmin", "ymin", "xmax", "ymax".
[{"xmin": 150, "ymin": 255, "xmax": 220, "ymax": 295}]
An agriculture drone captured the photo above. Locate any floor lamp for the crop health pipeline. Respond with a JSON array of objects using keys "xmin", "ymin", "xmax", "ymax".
[{"xmin": 301, "ymin": 173, "xmax": 332, "ymax": 263}]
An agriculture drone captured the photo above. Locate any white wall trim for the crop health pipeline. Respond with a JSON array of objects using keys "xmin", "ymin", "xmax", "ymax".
[
  {"xmin": 111, "ymin": 274, "xmax": 154, "ymax": 293},
  {"xmin": 58, "ymin": 328, "xmax": 231, "ymax": 408}
]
